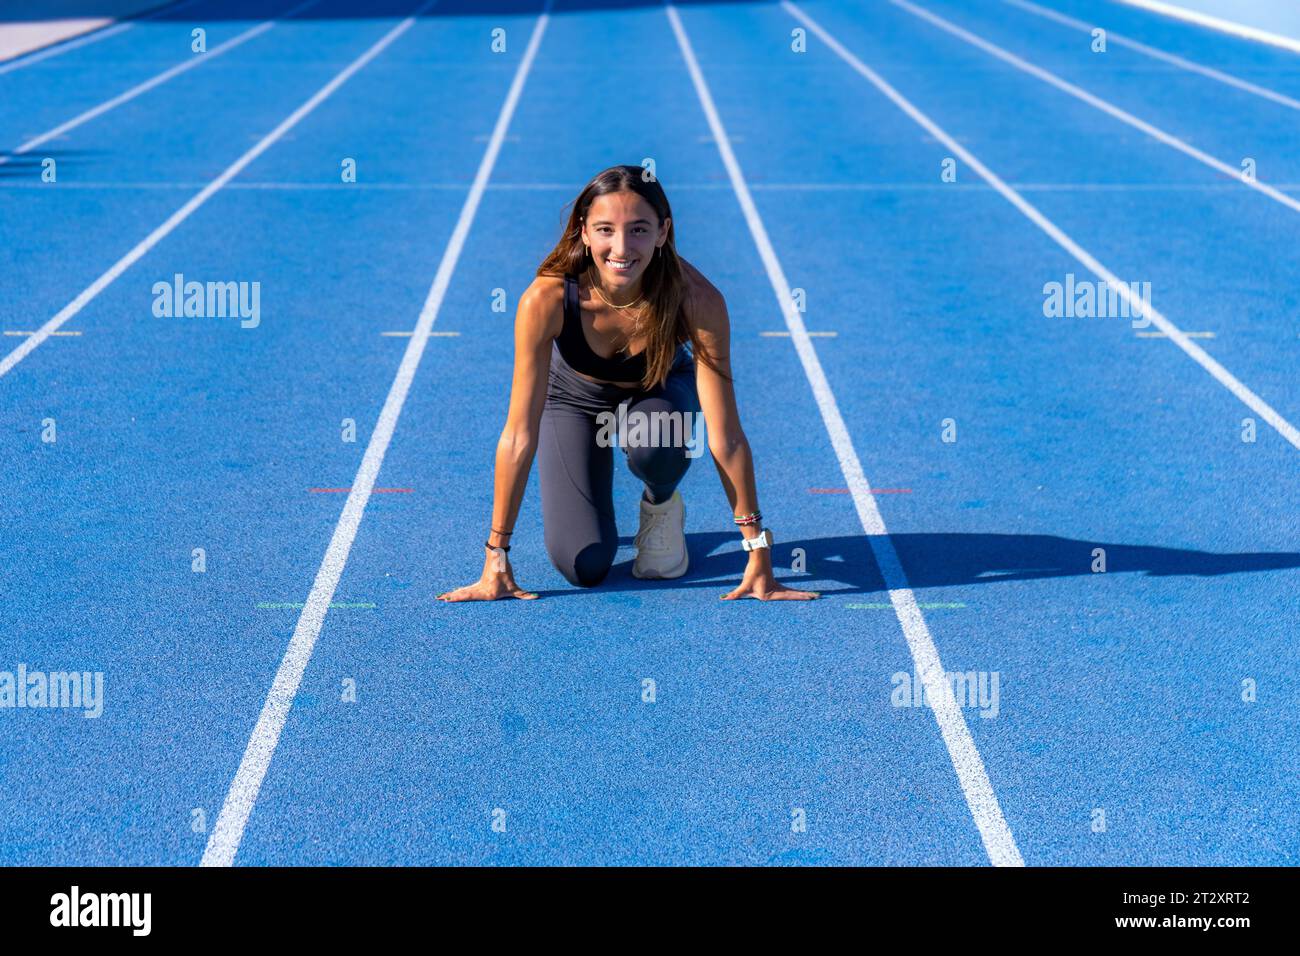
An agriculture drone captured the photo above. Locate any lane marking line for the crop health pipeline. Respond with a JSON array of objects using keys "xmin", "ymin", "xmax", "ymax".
[
  {"xmin": 0, "ymin": 1, "xmax": 376, "ymax": 383},
  {"xmin": 888, "ymin": 0, "xmax": 1300, "ymax": 218},
  {"xmin": 1136, "ymin": 330, "xmax": 1214, "ymax": 338},
  {"xmin": 810, "ymin": 486, "xmax": 913, "ymax": 493},
  {"xmin": 309, "ymin": 487, "xmax": 413, "ymax": 493},
  {"xmin": 4, "ymin": 330, "xmax": 81, "ymax": 336},
  {"xmin": 670, "ymin": 1, "xmax": 1024, "ymax": 867},
  {"xmin": 0, "ymin": 0, "xmax": 203, "ymax": 76},
  {"xmin": 1006, "ymin": 0, "xmax": 1300, "ymax": 111},
  {"xmin": 1113, "ymin": 0, "xmax": 1300, "ymax": 55},
  {"xmin": 786, "ymin": 1, "xmax": 1300, "ymax": 452},
  {"xmin": 201, "ymin": 0, "xmax": 551, "ymax": 869},
  {"xmin": 380, "ymin": 330, "xmax": 460, "ymax": 336},
  {"xmin": 0, "ymin": 0, "xmax": 322, "ymax": 170},
  {"xmin": 5, "ymin": 179, "xmax": 1300, "ymax": 193},
  {"xmin": 0, "ymin": 24, "xmax": 134, "ymax": 75}
]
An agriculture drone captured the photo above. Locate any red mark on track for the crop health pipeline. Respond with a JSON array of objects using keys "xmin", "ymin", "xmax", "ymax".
[
  {"xmin": 310, "ymin": 487, "xmax": 413, "ymax": 493},
  {"xmin": 808, "ymin": 487, "xmax": 912, "ymax": 494}
]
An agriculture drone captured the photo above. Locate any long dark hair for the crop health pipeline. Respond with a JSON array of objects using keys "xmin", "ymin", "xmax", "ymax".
[{"xmin": 537, "ymin": 165, "xmax": 731, "ymax": 391}]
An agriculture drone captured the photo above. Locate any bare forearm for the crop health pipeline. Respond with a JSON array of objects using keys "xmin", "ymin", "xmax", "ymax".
[
  {"xmin": 710, "ymin": 432, "xmax": 762, "ymax": 539},
  {"xmin": 489, "ymin": 431, "xmax": 536, "ymax": 547}
]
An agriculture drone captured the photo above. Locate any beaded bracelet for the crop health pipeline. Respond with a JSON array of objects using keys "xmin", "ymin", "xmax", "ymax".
[{"xmin": 734, "ymin": 511, "xmax": 762, "ymax": 527}]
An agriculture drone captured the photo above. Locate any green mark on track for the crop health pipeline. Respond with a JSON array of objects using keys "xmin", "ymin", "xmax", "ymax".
[
  {"xmin": 846, "ymin": 602, "xmax": 966, "ymax": 610},
  {"xmin": 257, "ymin": 602, "xmax": 377, "ymax": 609}
]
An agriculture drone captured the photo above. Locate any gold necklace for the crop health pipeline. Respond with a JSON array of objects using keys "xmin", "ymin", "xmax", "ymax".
[
  {"xmin": 585, "ymin": 266, "xmax": 648, "ymax": 353},
  {"xmin": 585, "ymin": 264, "xmax": 646, "ymax": 314}
]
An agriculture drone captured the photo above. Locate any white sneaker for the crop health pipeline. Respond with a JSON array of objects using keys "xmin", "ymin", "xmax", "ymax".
[{"xmin": 632, "ymin": 489, "xmax": 688, "ymax": 579}]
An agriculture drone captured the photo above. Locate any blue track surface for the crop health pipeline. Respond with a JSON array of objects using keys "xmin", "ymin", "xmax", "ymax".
[{"xmin": 1, "ymin": 0, "xmax": 1296, "ymax": 865}]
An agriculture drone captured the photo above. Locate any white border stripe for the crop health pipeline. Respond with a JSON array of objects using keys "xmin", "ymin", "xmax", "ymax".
[
  {"xmin": 0, "ymin": 0, "xmax": 202, "ymax": 76},
  {"xmin": 888, "ymin": 0, "xmax": 1300, "ymax": 218},
  {"xmin": 667, "ymin": 2, "xmax": 1025, "ymax": 867},
  {"xmin": 1113, "ymin": 0, "xmax": 1300, "ymax": 55},
  {"xmin": 782, "ymin": 1, "xmax": 1300, "ymax": 452},
  {"xmin": 0, "ymin": 1, "xmax": 383, "ymax": 382},
  {"xmin": 0, "ymin": 23, "xmax": 133, "ymax": 75},
  {"xmin": 0, "ymin": 0, "xmax": 322, "ymax": 169},
  {"xmin": 1007, "ymin": 0, "xmax": 1300, "ymax": 111},
  {"xmin": 200, "ymin": 1, "xmax": 551, "ymax": 868}
]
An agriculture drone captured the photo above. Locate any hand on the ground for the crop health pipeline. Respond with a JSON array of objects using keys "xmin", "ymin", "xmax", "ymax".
[
  {"xmin": 720, "ymin": 552, "xmax": 820, "ymax": 601},
  {"xmin": 437, "ymin": 553, "xmax": 538, "ymax": 602}
]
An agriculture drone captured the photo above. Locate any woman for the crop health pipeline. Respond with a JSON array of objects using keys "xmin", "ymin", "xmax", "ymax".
[{"xmin": 437, "ymin": 165, "xmax": 819, "ymax": 603}]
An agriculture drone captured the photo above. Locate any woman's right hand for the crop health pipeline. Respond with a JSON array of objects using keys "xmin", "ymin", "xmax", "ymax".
[{"xmin": 436, "ymin": 550, "xmax": 538, "ymax": 602}]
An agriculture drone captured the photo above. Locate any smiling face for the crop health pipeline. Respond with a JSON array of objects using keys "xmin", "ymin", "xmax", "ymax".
[{"xmin": 581, "ymin": 191, "xmax": 670, "ymax": 295}]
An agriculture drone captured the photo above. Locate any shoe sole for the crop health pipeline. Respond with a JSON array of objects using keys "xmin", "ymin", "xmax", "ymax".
[{"xmin": 632, "ymin": 550, "xmax": 689, "ymax": 579}]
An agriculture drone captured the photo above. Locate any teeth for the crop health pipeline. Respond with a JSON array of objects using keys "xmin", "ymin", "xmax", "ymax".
[{"xmin": 609, "ymin": 259, "xmax": 635, "ymax": 270}]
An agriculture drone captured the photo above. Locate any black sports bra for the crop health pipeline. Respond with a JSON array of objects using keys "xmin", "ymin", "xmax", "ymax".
[{"xmin": 555, "ymin": 272, "xmax": 649, "ymax": 383}]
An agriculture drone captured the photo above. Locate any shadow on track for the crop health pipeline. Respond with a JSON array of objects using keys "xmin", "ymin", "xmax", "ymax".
[{"xmin": 522, "ymin": 531, "xmax": 1300, "ymax": 597}]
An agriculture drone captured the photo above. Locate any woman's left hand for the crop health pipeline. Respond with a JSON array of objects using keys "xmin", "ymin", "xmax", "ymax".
[{"xmin": 720, "ymin": 552, "xmax": 820, "ymax": 601}]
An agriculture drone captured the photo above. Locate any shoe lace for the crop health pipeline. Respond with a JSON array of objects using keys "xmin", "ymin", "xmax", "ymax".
[{"xmin": 637, "ymin": 511, "xmax": 670, "ymax": 552}]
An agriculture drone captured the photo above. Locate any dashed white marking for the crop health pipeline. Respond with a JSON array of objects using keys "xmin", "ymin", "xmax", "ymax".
[
  {"xmin": 670, "ymin": 1, "xmax": 1025, "ymax": 867},
  {"xmin": 201, "ymin": 0, "xmax": 551, "ymax": 868}
]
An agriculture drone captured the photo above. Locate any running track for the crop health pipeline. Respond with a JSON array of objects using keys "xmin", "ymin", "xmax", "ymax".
[{"xmin": 1, "ymin": 0, "xmax": 1296, "ymax": 865}]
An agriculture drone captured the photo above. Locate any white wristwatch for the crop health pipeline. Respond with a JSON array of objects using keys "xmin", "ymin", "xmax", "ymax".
[{"xmin": 741, "ymin": 528, "xmax": 773, "ymax": 552}]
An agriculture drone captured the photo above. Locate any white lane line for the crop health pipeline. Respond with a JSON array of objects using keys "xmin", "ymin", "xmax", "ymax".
[
  {"xmin": 667, "ymin": 3, "xmax": 1025, "ymax": 868},
  {"xmin": 888, "ymin": 0, "xmax": 1300, "ymax": 218},
  {"xmin": 0, "ymin": 0, "xmax": 322, "ymax": 169},
  {"xmin": 380, "ymin": 330, "xmax": 461, "ymax": 336},
  {"xmin": 1113, "ymin": 0, "xmax": 1300, "ymax": 55},
  {"xmin": 7, "ymin": 179, "xmax": 1300, "ymax": 193},
  {"xmin": 200, "ymin": 0, "xmax": 551, "ymax": 869},
  {"xmin": 1006, "ymin": 0, "xmax": 1300, "ymax": 111},
  {"xmin": 0, "ymin": 24, "xmax": 133, "ymax": 74},
  {"xmin": 0, "ymin": 0, "xmax": 202, "ymax": 76},
  {"xmin": 783, "ymin": 0, "xmax": 1300, "ymax": 454},
  {"xmin": 1136, "ymin": 330, "xmax": 1214, "ymax": 338},
  {"xmin": 0, "ymin": 2, "xmax": 393, "ymax": 383},
  {"xmin": 3, "ymin": 330, "xmax": 82, "ymax": 336}
]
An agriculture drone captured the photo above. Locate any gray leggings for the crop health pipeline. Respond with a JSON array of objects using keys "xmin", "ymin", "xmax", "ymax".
[{"xmin": 539, "ymin": 341, "xmax": 702, "ymax": 587}]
